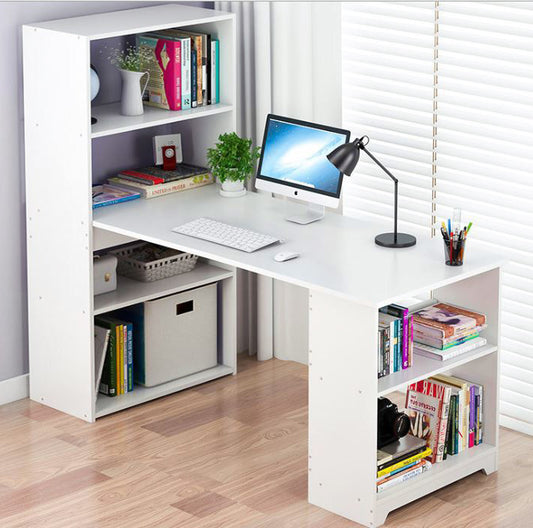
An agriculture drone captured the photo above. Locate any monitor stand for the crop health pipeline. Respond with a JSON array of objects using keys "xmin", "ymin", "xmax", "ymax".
[{"xmin": 285, "ymin": 202, "xmax": 325, "ymax": 225}]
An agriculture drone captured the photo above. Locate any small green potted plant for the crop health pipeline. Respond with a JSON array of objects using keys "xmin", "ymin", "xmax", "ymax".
[{"xmin": 207, "ymin": 132, "xmax": 261, "ymax": 197}]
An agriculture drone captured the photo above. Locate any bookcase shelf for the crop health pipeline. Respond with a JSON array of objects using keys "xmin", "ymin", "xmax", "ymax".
[
  {"xmin": 91, "ymin": 102, "xmax": 234, "ymax": 139},
  {"xmin": 95, "ymin": 363, "xmax": 233, "ymax": 417},
  {"xmin": 377, "ymin": 343, "xmax": 498, "ymax": 397},
  {"xmin": 93, "ymin": 262, "xmax": 233, "ymax": 315}
]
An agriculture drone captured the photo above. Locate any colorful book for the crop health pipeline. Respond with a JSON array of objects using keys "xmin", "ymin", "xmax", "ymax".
[
  {"xmin": 206, "ymin": 34, "xmax": 212, "ymax": 104},
  {"xmin": 108, "ymin": 172, "xmax": 213, "ymax": 199},
  {"xmin": 126, "ymin": 322, "xmax": 133, "ymax": 392},
  {"xmin": 413, "ymin": 324, "xmax": 487, "ymax": 348},
  {"xmin": 92, "ymin": 185, "xmax": 140, "ymax": 209},
  {"xmin": 408, "ymin": 379, "xmax": 451, "ymax": 463},
  {"xmin": 405, "ymin": 386, "xmax": 444, "ymax": 464},
  {"xmin": 137, "ymin": 34, "xmax": 181, "ymax": 111},
  {"xmin": 123, "ymin": 324, "xmax": 128, "ymax": 394},
  {"xmin": 378, "ymin": 313, "xmax": 398, "ymax": 373},
  {"xmin": 191, "ymin": 48, "xmax": 197, "ymax": 108},
  {"xmin": 377, "ymin": 447, "xmax": 432, "ymax": 478},
  {"xmin": 380, "ymin": 304, "xmax": 409, "ymax": 369},
  {"xmin": 211, "ymin": 39, "xmax": 219, "ymax": 104},
  {"xmin": 117, "ymin": 163, "xmax": 209, "ymax": 186},
  {"xmin": 94, "ymin": 325, "xmax": 110, "ymax": 396},
  {"xmin": 413, "ymin": 337, "xmax": 487, "ymax": 361},
  {"xmin": 413, "ymin": 303, "xmax": 486, "ymax": 339}
]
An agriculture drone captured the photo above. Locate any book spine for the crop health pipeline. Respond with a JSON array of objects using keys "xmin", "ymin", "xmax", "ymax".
[
  {"xmin": 92, "ymin": 194, "xmax": 139, "ymax": 209},
  {"xmin": 443, "ymin": 395, "xmax": 453, "ymax": 459},
  {"xmin": 120, "ymin": 170, "xmax": 164, "ymax": 185},
  {"xmin": 377, "ymin": 329, "xmax": 383, "ymax": 378},
  {"xmin": 181, "ymin": 38, "xmax": 191, "ymax": 110},
  {"xmin": 436, "ymin": 400, "xmax": 449, "ymax": 463},
  {"xmin": 376, "ymin": 447, "xmax": 432, "ymax": 478},
  {"xmin": 478, "ymin": 385, "xmax": 483, "ymax": 444},
  {"xmin": 201, "ymin": 35, "xmax": 207, "ymax": 105},
  {"xmin": 211, "ymin": 40, "xmax": 218, "ymax": 104},
  {"xmin": 395, "ymin": 320, "xmax": 400, "ymax": 372},
  {"xmin": 191, "ymin": 48, "xmax": 197, "ymax": 108},
  {"xmin": 206, "ymin": 35, "xmax": 212, "ymax": 104},
  {"xmin": 127, "ymin": 323, "xmax": 133, "ymax": 392},
  {"xmin": 409, "ymin": 316, "xmax": 414, "ymax": 366},
  {"xmin": 96, "ymin": 319, "xmax": 117, "ymax": 396},
  {"xmin": 469, "ymin": 385, "xmax": 475, "ymax": 448},
  {"xmin": 475, "ymin": 393, "xmax": 480, "ymax": 445},
  {"xmin": 215, "ymin": 40, "xmax": 220, "ymax": 103},
  {"xmin": 122, "ymin": 325, "xmax": 127, "ymax": 394},
  {"xmin": 401, "ymin": 309, "xmax": 409, "ymax": 369},
  {"xmin": 384, "ymin": 327, "xmax": 390, "ymax": 376},
  {"xmin": 115, "ymin": 325, "xmax": 122, "ymax": 395},
  {"xmin": 175, "ymin": 40, "xmax": 182, "ymax": 111}
]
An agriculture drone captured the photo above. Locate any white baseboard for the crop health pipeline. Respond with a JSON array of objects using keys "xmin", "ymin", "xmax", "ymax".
[{"xmin": 0, "ymin": 374, "xmax": 29, "ymax": 405}]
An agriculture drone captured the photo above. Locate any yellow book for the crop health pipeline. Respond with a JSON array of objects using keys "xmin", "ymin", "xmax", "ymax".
[
  {"xmin": 115, "ymin": 326, "xmax": 122, "ymax": 394},
  {"xmin": 377, "ymin": 447, "xmax": 432, "ymax": 479}
]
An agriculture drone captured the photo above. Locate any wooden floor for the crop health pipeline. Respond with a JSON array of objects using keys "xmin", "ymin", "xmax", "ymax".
[{"xmin": 1, "ymin": 355, "xmax": 532, "ymax": 528}]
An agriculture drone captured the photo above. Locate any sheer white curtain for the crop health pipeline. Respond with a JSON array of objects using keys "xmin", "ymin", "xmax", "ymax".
[{"xmin": 216, "ymin": 1, "xmax": 342, "ymax": 363}]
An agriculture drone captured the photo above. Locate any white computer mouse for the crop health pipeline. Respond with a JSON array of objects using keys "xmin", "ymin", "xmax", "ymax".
[{"xmin": 274, "ymin": 251, "xmax": 300, "ymax": 262}]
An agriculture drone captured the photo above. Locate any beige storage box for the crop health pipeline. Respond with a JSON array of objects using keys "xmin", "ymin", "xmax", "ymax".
[{"xmin": 138, "ymin": 283, "xmax": 218, "ymax": 386}]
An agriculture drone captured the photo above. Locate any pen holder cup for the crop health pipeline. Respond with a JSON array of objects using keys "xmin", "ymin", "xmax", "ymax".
[{"xmin": 444, "ymin": 238, "xmax": 466, "ymax": 266}]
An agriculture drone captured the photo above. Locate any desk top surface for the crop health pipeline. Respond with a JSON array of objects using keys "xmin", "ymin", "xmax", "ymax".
[{"xmin": 93, "ymin": 186, "xmax": 504, "ymax": 307}]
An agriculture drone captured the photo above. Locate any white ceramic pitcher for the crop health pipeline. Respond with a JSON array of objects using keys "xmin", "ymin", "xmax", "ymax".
[{"xmin": 120, "ymin": 69, "xmax": 149, "ymax": 116}]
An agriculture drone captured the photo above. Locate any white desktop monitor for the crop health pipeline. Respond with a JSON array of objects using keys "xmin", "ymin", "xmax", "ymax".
[{"xmin": 255, "ymin": 114, "xmax": 350, "ymax": 224}]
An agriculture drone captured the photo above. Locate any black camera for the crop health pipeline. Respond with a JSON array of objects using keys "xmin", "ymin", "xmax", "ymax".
[{"xmin": 377, "ymin": 397, "xmax": 411, "ymax": 448}]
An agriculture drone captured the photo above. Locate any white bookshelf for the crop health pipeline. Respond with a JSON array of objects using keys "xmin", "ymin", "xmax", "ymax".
[{"xmin": 23, "ymin": 4, "xmax": 237, "ymax": 423}]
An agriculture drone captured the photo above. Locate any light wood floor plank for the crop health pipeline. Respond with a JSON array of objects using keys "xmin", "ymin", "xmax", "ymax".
[{"xmin": 1, "ymin": 355, "xmax": 532, "ymax": 527}]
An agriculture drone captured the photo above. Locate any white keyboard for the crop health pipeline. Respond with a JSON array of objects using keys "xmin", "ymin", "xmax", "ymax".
[{"xmin": 172, "ymin": 217, "xmax": 280, "ymax": 253}]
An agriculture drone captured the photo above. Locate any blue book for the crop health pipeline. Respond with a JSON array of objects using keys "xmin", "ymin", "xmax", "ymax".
[
  {"xmin": 191, "ymin": 48, "xmax": 197, "ymax": 108},
  {"xmin": 92, "ymin": 185, "xmax": 140, "ymax": 209}
]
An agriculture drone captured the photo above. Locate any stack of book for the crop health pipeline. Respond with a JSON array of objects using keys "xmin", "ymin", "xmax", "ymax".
[
  {"xmin": 95, "ymin": 316, "xmax": 133, "ymax": 397},
  {"xmin": 377, "ymin": 304, "xmax": 414, "ymax": 378},
  {"xmin": 406, "ymin": 375, "xmax": 483, "ymax": 461},
  {"xmin": 412, "ymin": 302, "xmax": 487, "ymax": 361},
  {"xmin": 376, "ymin": 435, "xmax": 432, "ymax": 493},
  {"xmin": 137, "ymin": 29, "xmax": 220, "ymax": 112},
  {"xmin": 108, "ymin": 163, "xmax": 213, "ymax": 199}
]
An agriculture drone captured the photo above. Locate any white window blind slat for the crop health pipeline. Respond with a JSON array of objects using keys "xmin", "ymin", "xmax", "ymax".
[{"xmin": 342, "ymin": 1, "xmax": 533, "ymax": 433}]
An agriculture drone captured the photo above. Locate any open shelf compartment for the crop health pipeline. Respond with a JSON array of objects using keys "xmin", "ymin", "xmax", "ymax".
[
  {"xmin": 378, "ymin": 343, "xmax": 497, "ymax": 397},
  {"xmin": 96, "ymin": 363, "xmax": 233, "ymax": 417}
]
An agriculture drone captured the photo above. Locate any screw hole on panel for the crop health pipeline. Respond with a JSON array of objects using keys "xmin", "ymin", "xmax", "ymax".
[
  {"xmin": 357, "ymin": 498, "xmax": 361, "ymax": 502},
  {"xmin": 309, "ymin": 362, "xmax": 312, "ymax": 366},
  {"xmin": 358, "ymin": 389, "xmax": 363, "ymax": 394},
  {"xmin": 40, "ymin": 397, "xmax": 44, "ymax": 401},
  {"xmin": 370, "ymin": 510, "xmax": 373, "ymax": 514},
  {"xmin": 319, "ymin": 483, "xmax": 322, "ymax": 487},
  {"xmin": 320, "ymin": 377, "xmax": 323, "ymax": 381},
  {"xmin": 309, "ymin": 349, "xmax": 312, "ymax": 353}
]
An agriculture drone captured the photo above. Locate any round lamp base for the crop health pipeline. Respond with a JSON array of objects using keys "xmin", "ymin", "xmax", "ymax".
[{"xmin": 375, "ymin": 232, "xmax": 417, "ymax": 248}]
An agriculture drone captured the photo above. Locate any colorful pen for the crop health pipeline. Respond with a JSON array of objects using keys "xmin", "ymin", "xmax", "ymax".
[{"xmin": 466, "ymin": 221, "xmax": 473, "ymax": 234}]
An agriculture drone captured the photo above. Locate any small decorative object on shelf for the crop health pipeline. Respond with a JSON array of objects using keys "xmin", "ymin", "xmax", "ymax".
[
  {"xmin": 207, "ymin": 132, "xmax": 260, "ymax": 198},
  {"xmin": 440, "ymin": 209, "xmax": 471, "ymax": 266},
  {"xmin": 90, "ymin": 65, "xmax": 100, "ymax": 125},
  {"xmin": 108, "ymin": 45, "xmax": 151, "ymax": 116},
  {"xmin": 111, "ymin": 242, "xmax": 199, "ymax": 282}
]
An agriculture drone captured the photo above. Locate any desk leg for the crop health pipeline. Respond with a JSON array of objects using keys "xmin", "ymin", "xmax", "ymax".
[
  {"xmin": 308, "ymin": 290, "xmax": 378, "ymax": 527},
  {"xmin": 257, "ymin": 275, "xmax": 274, "ymax": 361}
]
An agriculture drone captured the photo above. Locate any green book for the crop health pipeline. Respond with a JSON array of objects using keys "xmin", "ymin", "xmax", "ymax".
[{"xmin": 95, "ymin": 316, "xmax": 118, "ymax": 397}]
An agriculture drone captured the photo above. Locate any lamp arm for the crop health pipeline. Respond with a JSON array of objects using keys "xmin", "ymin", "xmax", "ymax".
[
  {"xmin": 358, "ymin": 142, "xmax": 399, "ymax": 242},
  {"xmin": 358, "ymin": 143, "xmax": 398, "ymax": 184}
]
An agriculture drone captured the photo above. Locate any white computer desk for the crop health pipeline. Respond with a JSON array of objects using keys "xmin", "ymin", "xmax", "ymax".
[{"xmin": 94, "ymin": 185, "xmax": 504, "ymax": 527}]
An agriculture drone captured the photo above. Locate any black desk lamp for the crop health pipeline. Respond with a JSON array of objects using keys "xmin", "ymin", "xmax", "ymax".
[{"xmin": 327, "ymin": 136, "xmax": 416, "ymax": 248}]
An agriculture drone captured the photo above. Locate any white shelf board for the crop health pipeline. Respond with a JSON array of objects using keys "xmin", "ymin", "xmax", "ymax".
[
  {"xmin": 26, "ymin": 4, "xmax": 234, "ymax": 40},
  {"xmin": 93, "ymin": 262, "xmax": 233, "ymax": 315},
  {"xmin": 378, "ymin": 343, "xmax": 497, "ymax": 397},
  {"xmin": 377, "ymin": 443, "xmax": 496, "ymax": 512},
  {"xmin": 91, "ymin": 103, "xmax": 233, "ymax": 138},
  {"xmin": 96, "ymin": 364, "xmax": 234, "ymax": 418}
]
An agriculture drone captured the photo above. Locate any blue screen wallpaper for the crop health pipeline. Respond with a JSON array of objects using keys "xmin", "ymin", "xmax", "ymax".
[{"xmin": 260, "ymin": 119, "xmax": 347, "ymax": 195}]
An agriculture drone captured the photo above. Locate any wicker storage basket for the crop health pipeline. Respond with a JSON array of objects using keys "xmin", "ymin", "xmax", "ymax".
[{"xmin": 111, "ymin": 242, "xmax": 198, "ymax": 282}]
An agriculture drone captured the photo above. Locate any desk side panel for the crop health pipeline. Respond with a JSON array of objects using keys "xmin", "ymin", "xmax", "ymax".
[
  {"xmin": 23, "ymin": 27, "xmax": 94, "ymax": 421},
  {"xmin": 309, "ymin": 290, "xmax": 378, "ymax": 526}
]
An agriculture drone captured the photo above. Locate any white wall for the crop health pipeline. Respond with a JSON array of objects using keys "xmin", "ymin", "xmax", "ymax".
[{"xmin": 0, "ymin": 1, "xmax": 211, "ymax": 383}]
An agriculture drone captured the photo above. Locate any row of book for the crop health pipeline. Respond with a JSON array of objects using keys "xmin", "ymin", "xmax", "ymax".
[
  {"xmin": 412, "ymin": 302, "xmax": 487, "ymax": 361},
  {"xmin": 377, "ymin": 304, "xmax": 413, "ymax": 378},
  {"xmin": 137, "ymin": 29, "xmax": 220, "ymax": 112},
  {"xmin": 377, "ymin": 373, "xmax": 484, "ymax": 492},
  {"xmin": 95, "ymin": 315, "xmax": 134, "ymax": 396},
  {"xmin": 108, "ymin": 163, "xmax": 213, "ymax": 200},
  {"xmin": 407, "ymin": 374, "xmax": 483, "ymax": 463},
  {"xmin": 377, "ymin": 435, "xmax": 432, "ymax": 493}
]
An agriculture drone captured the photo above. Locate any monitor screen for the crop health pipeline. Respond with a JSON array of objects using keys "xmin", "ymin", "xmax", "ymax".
[{"xmin": 256, "ymin": 115, "xmax": 350, "ymax": 198}]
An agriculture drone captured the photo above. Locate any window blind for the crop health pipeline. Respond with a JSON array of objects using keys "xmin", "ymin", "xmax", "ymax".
[
  {"xmin": 342, "ymin": 1, "xmax": 533, "ymax": 435},
  {"xmin": 341, "ymin": 2, "xmax": 436, "ymax": 235}
]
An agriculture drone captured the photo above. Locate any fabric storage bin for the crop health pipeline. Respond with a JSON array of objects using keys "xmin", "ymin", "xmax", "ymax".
[{"xmin": 131, "ymin": 283, "xmax": 218, "ymax": 386}]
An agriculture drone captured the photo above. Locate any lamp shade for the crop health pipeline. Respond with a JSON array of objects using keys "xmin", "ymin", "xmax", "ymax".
[{"xmin": 327, "ymin": 141, "xmax": 361, "ymax": 175}]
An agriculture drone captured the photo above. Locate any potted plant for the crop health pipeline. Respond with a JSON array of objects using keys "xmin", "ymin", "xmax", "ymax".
[
  {"xmin": 108, "ymin": 45, "xmax": 152, "ymax": 116},
  {"xmin": 207, "ymin": 132, "xmax": 261, "ymax": 197}
]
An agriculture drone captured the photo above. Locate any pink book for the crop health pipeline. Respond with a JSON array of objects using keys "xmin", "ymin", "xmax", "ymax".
[{"xmin": 154, "ymin": 38, "xmax": 181, "ymax": 111}]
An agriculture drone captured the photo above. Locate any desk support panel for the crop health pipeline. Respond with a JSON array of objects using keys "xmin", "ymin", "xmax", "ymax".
[{"xmin": 308, "ymin": 290, "xmax": 378, "ymax": 527}]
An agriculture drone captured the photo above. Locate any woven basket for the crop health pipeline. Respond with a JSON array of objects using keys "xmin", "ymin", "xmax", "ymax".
[{"xmin": 111, "ymin": 242, "xmax": 198, "ymax": 282}]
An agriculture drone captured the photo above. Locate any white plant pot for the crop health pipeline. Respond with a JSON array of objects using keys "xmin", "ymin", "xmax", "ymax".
[
  {"xmin": 219, "ymin": 179, "xmax": 246, "ymax": 198},
  {"xmin": 120, "ymin": 69, "xmax": 150, "ymax": 116}
]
